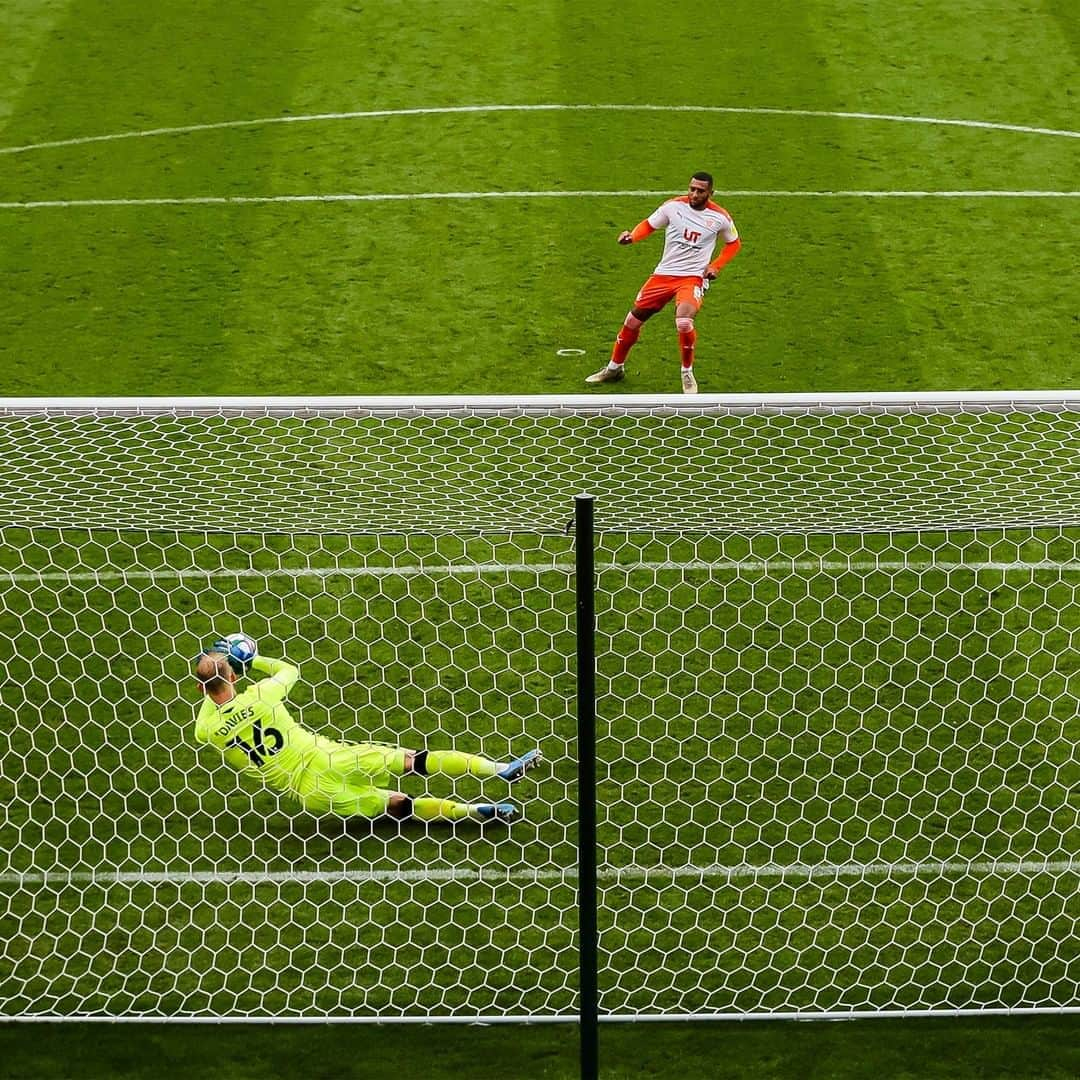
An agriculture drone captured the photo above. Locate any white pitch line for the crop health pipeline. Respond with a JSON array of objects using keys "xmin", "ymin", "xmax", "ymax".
[
  {"xmin": 0, "ymin": 102, "xmax": 1076, "ymax": 157},
  {"xmin": 0, "ymin": 190, "xmax": 1077, "ymax": 210},
  {"xmin": 3, "ymin": 858, "xmax": 1078, "ymax": 888},
  {"xmin": 2, "ymin": 559, "xmax": 1080, "ymax": 585}
]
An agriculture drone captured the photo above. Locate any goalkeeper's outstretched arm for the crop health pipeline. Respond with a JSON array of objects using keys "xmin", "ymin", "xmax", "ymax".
[
  {"xmin": 248, "ymin": 654, "xmax": 299, "ymax": 706},
  {"xmin": 208, "ymin": 634, "xmax": 298, "ymax": 706}
]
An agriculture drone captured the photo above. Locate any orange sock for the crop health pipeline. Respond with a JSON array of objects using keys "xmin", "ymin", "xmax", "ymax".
[
  {"xmin": 678, "ymin": 328, "xmax": 696, "ymax": 369},
  {"xmin": 612, "ymin": 324, "xmax": 641, "ymax": 365}
]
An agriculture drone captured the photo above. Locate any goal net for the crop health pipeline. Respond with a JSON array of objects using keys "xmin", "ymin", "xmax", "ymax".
[{"xmin": 1, "ymin": 394, "xmax": 1077, "ymax": 1021}]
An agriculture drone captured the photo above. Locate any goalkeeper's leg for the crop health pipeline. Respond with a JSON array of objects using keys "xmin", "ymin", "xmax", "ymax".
[
  {"xmin": 302, "ymin": 784, "xmax": 516, "ymax": 823},
  {"xmin": 339, "ymin": 743, "xmax": 542, "ymax": 784},
  {"xmin": 386, "ymin": 793, "xmax": 517, "ymax": 824},
  {"xmin": 408, "ymin": 749, "xmax": 500, "ymax": 779},
  {"xmin": 408, "ymin": 748, "xmax": 542, "ymax": 783}
]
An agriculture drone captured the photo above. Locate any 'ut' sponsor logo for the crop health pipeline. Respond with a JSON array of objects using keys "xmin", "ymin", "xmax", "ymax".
[{"xmin": 683, "ymin": 229, "xmax": 702, "ymax": 243}]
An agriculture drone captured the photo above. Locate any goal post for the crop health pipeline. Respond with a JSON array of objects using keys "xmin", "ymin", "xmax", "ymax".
[
  {"xmin": 575, "ymin": 493, "xmax": 599, "ymax": 1077},
  {"xmin": 0, "ymin": 394, "xmax": 1078, "ymax": 1023}
]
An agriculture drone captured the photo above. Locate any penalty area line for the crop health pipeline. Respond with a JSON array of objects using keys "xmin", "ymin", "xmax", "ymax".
[
  {"xmin": 0, "ymin": 190, "xmax": 1078, "ymax": 210},
  {"xmin": 4, "ymin": 859, "xmax": 1079, "ymax": 888}
]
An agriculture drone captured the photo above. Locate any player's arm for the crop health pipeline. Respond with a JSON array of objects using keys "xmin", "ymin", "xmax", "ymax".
[
  {"xmin": 249, "ymin": 654, "xmax": 300, "ymax": 707},
  {"xmin": 705, "ymin": 221, "xmax": 741, "ymax": 279},
  {"xmin": 618, "ymin": 205, "xmax": 668, "ymax": 245}
]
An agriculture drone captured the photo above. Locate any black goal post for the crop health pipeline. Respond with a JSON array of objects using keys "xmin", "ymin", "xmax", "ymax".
[{"xmin": 574, "ymin": 493, "xmax": 599, "ymax": 1080}]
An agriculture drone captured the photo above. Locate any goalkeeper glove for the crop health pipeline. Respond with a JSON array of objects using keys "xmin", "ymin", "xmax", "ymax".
[{"xmin": 211, "ymin": 633, "xmax": 257, "ymax": 675}]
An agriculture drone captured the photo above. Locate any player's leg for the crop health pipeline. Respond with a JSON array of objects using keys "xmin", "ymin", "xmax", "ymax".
[
  {"xmin": 405, "ymin": 748, "xmax": 497, "ymax": 779},
  {"xmin": 386, "ymin": 792, "xmax": 518, "ymax": 823},
  {"xmin": 673, "ymin": 283, "xmax": 704, "ymax": 394},
  {"xmin": 289, "ymin": 748, "xmax": 508, "ymax": 821},
  {"xmin": 587, "ymin": 279, "xmax": 670, "ymax": 385},
  {"xmin": 611, "ymin": 310, "xmax": 646, "ymax": 367},
  {"xmin": 407, "ymin": 747, "xmax": 543, "ymax": 783},
  {"xmin": 587, "ymin": 310, "xmax": 648, "ymax": 384},
  {"xmin": 335, "ymin": 742, "xmax": 542, "ymax": 786},
  {"xmin": 319, "ymin": 785, "xmax": 483, "ymax": 822}
]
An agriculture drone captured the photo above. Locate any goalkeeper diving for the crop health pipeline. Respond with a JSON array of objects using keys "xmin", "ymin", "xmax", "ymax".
[{"xmin": 194, "ymin": 634, "xmax": 542, "ymax": 823}]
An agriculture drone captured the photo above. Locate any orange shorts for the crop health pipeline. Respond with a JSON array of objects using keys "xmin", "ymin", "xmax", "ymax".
[{"xmin": 633, "ymin": 274, "xmax": 706, "ymax": 314}]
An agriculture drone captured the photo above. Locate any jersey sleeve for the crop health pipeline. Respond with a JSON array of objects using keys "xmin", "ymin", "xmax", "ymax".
[
  {"xmin": 248, "ymin": 655, "xmax": 300, "ymax": 707},
  {"xmin": 719, "ymin": 218, "xmax": 739, "ymax": 243},
  {"xmin": 647, "ymin": 203, "xmax": 672, "ymax": 229}
]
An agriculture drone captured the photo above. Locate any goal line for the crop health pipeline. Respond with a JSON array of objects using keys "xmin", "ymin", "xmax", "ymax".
[
  {"xmin": 4, "ymin": 858, "xmax": 1078, "ymax": 889},
  {"xmin": 4, "ymin": 559, "xmax": 1080, "ymax": 585}
]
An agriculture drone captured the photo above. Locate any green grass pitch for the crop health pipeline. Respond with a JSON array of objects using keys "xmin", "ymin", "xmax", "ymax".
[{"xmin": 1, "ymin": 0, "xmax": 1079, "ymax": 1077}]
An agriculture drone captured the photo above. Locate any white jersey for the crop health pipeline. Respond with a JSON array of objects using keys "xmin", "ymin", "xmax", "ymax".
[{"xmin": 647, "ymin": 197, "xmax": 738, "ymax": 277}]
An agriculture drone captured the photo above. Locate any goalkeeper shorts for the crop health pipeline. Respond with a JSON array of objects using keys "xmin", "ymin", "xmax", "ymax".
[{"xmin": 293, "ymin": 741, "xmax": 409, "ymax": 818}]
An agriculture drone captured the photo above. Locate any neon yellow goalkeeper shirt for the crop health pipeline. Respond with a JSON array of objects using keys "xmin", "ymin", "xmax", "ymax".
[{"xmin": 195, "ymin": 655, "xmax": 333, "ymax": 796}]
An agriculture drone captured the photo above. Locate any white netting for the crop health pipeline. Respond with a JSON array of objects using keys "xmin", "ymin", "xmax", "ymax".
[
  {"xmin": 595, "ymin": 529, "xmax": 1079, "ymax": 1016},
  {"xmin": 0, "ymin": 394, "xmax": 1079, "ymax": 533},
  {"xmin": 0, "ymin": 529, "xmax": 577, "ymax": 1019},
  {"xmin": 0, "ymin": 396, "xmax": 1078, "ymax": 1020}
]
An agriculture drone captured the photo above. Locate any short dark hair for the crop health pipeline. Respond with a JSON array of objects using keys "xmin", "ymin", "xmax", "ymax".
[{"xmin": 691, "ymin": 171, "xmax": 714, "ymax": 187}]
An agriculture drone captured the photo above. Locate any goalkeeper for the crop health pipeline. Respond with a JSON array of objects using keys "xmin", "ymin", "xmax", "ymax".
[{"xmin": 194, "ymin": 635, "xmax": 541, "ymax": 823}]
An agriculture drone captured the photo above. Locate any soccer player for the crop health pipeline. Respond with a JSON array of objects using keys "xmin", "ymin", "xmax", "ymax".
[
  {"xmin": 587, "ymin": 172, "xmax": 741, "ymax": 394},
  {"xmin": 193, "ymin": 636, "xmax": 542, "ymax": 824}
]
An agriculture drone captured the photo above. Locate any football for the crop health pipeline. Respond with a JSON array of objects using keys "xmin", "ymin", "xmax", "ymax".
[{"xmin": 223, "ymin": 632, "xmax": 257, "ymax": 665}]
